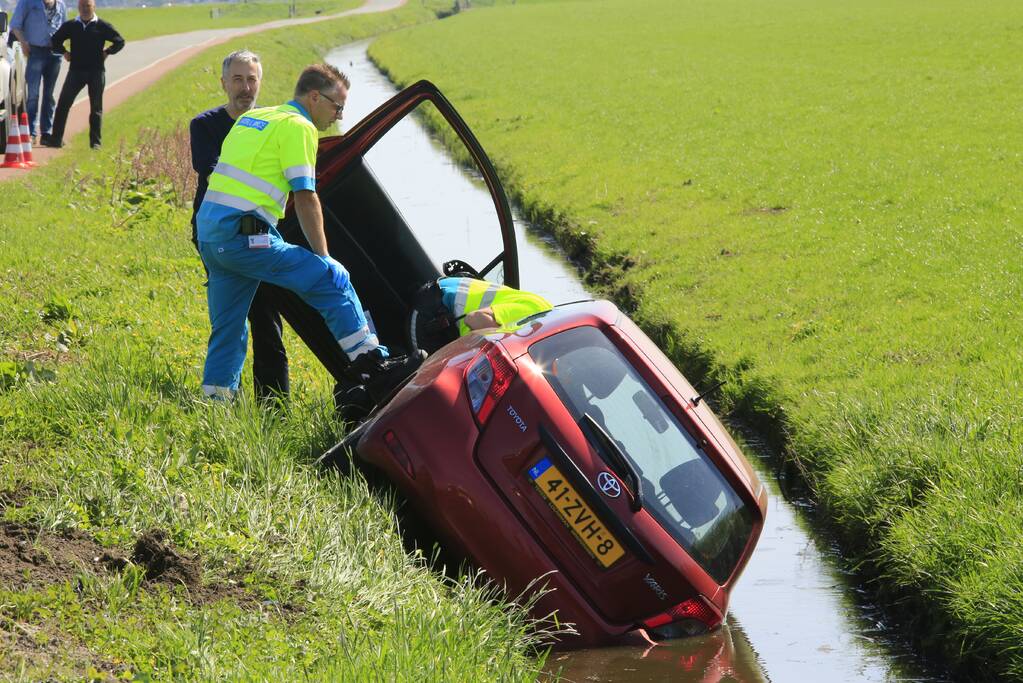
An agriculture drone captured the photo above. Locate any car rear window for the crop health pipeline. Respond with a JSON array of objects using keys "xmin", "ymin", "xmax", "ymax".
[{"xmin": 528, "ymin": 326, "xmax": 756, "ymax": 583}]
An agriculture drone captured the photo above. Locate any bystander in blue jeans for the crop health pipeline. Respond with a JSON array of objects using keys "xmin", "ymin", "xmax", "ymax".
[{"xmin": 25, "ymin": 47, "xmax": 62, "ymax": 138}]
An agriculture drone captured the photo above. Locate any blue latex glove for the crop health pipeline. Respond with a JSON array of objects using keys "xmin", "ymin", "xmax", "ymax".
[{"xmin": 321, "ymin": 255, "xmax": 349, "ymax": 289}]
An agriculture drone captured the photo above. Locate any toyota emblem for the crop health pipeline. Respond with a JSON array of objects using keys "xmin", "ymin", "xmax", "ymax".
[{"xmin": 597, "ymin": 471, "xmax": 621, "ymax": 498}]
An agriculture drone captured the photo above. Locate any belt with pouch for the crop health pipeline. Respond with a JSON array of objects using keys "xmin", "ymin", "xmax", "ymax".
[{"xmin": 239, "ymin": 215, "xmax": 270, "ymax": 235}]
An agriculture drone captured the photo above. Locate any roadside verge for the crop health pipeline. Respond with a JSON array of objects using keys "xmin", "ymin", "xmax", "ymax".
[{"xmin": 0, "ymin": 5, "xmax": 550, "ymax": 680}]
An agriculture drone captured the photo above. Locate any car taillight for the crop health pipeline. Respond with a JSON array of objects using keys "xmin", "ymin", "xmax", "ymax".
[
  {"xmin": 640, "ymin": 596, "xmax": 722, "ymax": 639},
  {"xmin": 383, "ymin": 430, "xmax": 414, "ymax": 479},
  {"xmin": 464, "ymin": 341, "xmax": 516, "ymax": 425}
]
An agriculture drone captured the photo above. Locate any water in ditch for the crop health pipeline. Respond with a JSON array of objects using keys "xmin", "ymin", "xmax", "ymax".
[{"xmin": 325, "ymin": 39, "xmax": 948, "ymax": 683}]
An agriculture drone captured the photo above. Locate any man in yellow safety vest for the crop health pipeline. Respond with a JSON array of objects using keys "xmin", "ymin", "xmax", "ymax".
[
  {"xmin": 335, "ymin": 275, "xmax": 553, "ymax": 422},
  {"xmin": 195, "ymin": 62, "xmax": 421, "ymax": 399},
  {"xmin": 409, "ymin": 276, "xmax": 554, "ymax": 355}
]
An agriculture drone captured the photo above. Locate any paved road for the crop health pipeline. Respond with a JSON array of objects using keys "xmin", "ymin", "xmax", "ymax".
[
  {"xmin": 87, "ymin": 0, "xmax": 407, "ymax": 96},
  {"xmin": 1, "ymin": 0, "xmax": 406, "ymax": 181}
]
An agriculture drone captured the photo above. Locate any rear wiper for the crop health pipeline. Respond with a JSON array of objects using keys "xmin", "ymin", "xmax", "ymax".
[{"xmin": 580, "ymin": 413, "xmax": 644, "ymax": 512}]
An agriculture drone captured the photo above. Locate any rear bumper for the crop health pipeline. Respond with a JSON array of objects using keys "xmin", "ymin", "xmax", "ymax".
[{"xmin": 354, "ymin": 375, "xmax": 633, "ymax": 646}]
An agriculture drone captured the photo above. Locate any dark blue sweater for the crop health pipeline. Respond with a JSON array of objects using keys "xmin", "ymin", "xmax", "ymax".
[{"xmin": 189, "ymin": 105, "xmax": 235, "ymax": 244}]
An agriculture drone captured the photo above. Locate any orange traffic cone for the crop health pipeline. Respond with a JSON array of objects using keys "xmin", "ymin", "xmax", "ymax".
[
  {"xmin": 18, "ymin": 112, "xmax": 35, "ymax": 167},
  {"xmin": 1, "ymin": 113, "xmax": 28, "ymax": 169}
]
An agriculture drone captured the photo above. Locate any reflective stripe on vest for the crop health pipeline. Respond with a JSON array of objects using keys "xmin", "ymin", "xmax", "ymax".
[
  {"xmin": 454, "ymin": 279, "xmax": 504, "ymax": 335},
  {"xmin": 452, "ymin": 279, "xmax": 472, "ymax": 318},
  {"xmin": 213, "ymin": 161, "xmax": 288, "ymax": 211},
  {"xmin": 202, "ymin": 190, "xmax": 278, "ymax": 228},
  {"xmin": 284, "ymin": 164, "xmax": 315, "ymax": 181}
]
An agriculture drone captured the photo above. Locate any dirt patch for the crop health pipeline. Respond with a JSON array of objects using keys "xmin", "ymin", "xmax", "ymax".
[
  {"xmin": 0, "ymin": 523, "xmax": 127, "ymax": 590},
  {"xmin": 0, "ymin": 485, "xmax": 32, "ymax": 510},
  {"xmin": 129, "ymin": 529, "xmax": 260, "ymax": 609},
  {"xmin": 131, "ymin": 529, "xmax": 200, "ymax": 589},
  {"xmin": 0, "ymin": 523, "xmax": 254, "ymax": 608},
  {"xmin": 0, "ymin": 622, "xmax": 124, "ymax": 682},
  {"xmin": 744, "ymin": 205, "xmax": 790, "ymax": 215},
  {"xmin": 9, "ymin": 348, "xmax": 62, "ymax": 364}
]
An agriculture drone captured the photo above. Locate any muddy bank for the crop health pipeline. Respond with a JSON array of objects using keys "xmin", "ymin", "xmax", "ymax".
[{"xmin": 0, "ymin": 521, "xmax": 255, "ymax": 608}]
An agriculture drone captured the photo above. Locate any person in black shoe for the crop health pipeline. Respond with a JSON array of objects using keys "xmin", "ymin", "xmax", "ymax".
[
  {"xmin": 334, "ymin": 275, "xmax": 549, "ymax": 422},
  {"xmin": 189, "ymin": 50, "xmax": 292, "ymax": 405},
  {"xmin": 46, "ymin": 0, "xmax": 123, "ymax": 149},
  {"xmin": 333, "ymin": 381, "xmax": 371, "ymax": 424},
  {"xmin": 333, "ymin": 274, "xmax": 550, "ymax": 423}
]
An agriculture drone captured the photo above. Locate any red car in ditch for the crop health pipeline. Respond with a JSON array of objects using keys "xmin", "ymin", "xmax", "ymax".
[
  {"xmin": 342, "ymin": 299, "xmax": 767, "ymax": 645},
  {"xmin": 264, "ymin": 80, "xmax": 768, "ymax": 645}
]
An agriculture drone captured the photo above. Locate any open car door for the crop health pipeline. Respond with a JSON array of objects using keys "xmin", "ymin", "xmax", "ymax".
[{"xmin": 261, "ymin": 80, "xmax": 519, "ymax": 382}]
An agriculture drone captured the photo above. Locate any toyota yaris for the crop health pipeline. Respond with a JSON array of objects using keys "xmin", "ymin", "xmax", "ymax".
[
  {"xmin": 263, "ymin": 80, "xmax": 767, "ymax": 645},
  {"xmin": 341, "ymin": 298, "xmax": 767, "ymax": 645}
]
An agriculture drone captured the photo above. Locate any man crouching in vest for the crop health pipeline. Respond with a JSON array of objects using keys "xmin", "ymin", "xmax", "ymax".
[
  {"xmin": 337, "ymin": 276, "xmax": 554, "ymax": 422},
  {"xmin": 195, "ymin": 63, "xmax": 422, "ymax": 400},
  {"xmin": 409, "ymin": 276, "xmax": 554, "ymax": 355},
  {"xmin": 436, "ymin": 276, "xmax": 553, "ymax": 339}
]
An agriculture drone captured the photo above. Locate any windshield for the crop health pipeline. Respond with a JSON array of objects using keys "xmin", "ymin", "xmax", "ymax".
[{"xmin": 528, "ymin": 326, "xmax": 755, "ymax": 583}]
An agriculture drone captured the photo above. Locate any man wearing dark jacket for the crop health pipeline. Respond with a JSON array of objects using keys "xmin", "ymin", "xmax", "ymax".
[{"xmin": 45, "ymin": 0, "xmax": 123, "ymax": 149}]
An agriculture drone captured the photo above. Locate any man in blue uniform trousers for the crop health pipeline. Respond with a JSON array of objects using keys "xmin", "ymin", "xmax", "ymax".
[
  {"xmin": 195, "ymin": 62, "xmax": 421, "ymax": 400},
  {"xmin": 190, "ymin": 50, "xmax": 292, "ymax": 403}
]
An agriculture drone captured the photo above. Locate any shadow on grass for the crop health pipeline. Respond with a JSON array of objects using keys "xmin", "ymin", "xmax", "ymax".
[{"xmin": 317, "ymin": 438, "xmax": 472, "ymax": 584}]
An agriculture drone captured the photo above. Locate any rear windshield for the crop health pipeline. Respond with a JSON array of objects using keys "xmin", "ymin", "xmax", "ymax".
[{"xmin": 528, "ymin": 326, "xmax": 755, "ymax": 583}]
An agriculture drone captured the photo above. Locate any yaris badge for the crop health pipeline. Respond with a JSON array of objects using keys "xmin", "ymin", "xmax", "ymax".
[{"xmin": 597, "ymin": 472, "xmax": 621, "ymax": 498}]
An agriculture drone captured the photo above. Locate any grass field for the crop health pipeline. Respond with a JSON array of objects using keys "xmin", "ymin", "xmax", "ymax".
[
  {"xmin": 90, "ymin": 0, "xmax": 514, "ymax": 43},
  {"xmin": 0, "ymin": 4, "xmax": 552, "ymax": 680},
  {"xmin": 369, "ymin": 0, "xmax": 1023, "ymax": 679}
]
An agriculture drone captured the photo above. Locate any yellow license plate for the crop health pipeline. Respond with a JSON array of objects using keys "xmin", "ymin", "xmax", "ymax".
[{"xmin": 528, "ymin": 457, "xmax": 625, "ymax": 568}]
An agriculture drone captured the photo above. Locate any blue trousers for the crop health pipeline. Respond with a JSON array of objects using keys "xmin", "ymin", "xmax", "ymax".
[
  {"xmin": 25, "ymin": 49, "xmax": 62, "ymax": 137},
  {"xmin": 199, "ymin": 229, "xmax": 377, "ymax": 395}
]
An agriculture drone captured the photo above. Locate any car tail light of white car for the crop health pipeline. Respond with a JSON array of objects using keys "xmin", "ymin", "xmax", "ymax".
[
  {"xmin": 640, "ymin": 595, "xmax": 722, "ymax": 638},
  {"xmin": 464, "ymin": 341, "xmax": 517, "ymax": 425}
]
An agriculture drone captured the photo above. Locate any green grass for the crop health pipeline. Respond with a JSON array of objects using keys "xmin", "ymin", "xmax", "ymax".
[
  {"xmin": 0, "ymin": 5, "xmax": 552, "ymax": 680},
  {"xmin": 86, "ymin": 0, "xmax": 362, "ymax": 42},
  {"xmin": 90, "ymin": 0, "xmax": 499, "ymax": 43},
  {"xmin": 368, "ymin": 0, "xmax": 1023, "ymax": 679}
]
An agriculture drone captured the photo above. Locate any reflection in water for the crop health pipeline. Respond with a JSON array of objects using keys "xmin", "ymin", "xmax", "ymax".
[
  {"xmin": 362, "ymin": 99, "xmax": 508, "ymax": 283},
  {"xmin": 546, "ymin": 619, "xmax": 767, "ymax": 683},
  {"xmin": 325, "ymin": 41, "xmax": 948, "ymax": 683}
]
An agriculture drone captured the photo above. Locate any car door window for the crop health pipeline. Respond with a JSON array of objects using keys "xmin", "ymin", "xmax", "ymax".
[{"xmin": 362, "ymin": 100, "xmax": 506, "ymax": 284}]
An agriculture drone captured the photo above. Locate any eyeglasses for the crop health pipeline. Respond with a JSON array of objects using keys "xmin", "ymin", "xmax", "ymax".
[{"xmin": 318, "ymin": 91, "xmax": 344, "ymax": 117}]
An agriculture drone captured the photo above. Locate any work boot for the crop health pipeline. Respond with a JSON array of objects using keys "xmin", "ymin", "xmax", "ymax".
[
  {"xmin": 333, "ymin": 381, "xmax": 372, "ymax": 423},
  {"xmin": 346, "ymin": 349, "xmax": 426, "ymax": 404}
]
